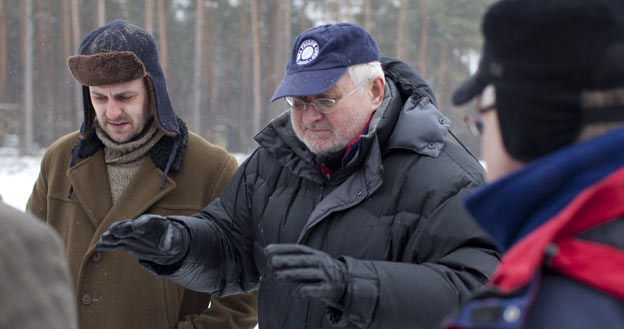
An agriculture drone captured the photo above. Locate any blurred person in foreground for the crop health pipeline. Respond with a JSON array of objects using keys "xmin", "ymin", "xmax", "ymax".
[
  {"xmin": 444, "ymin": 0, "xmax": 624, "ymax": 328},
  {"xmin": 26, "ymin": 20, "xmax": 257, "ymax": 329},
  {"xmin": 96, "ymin": 23, "xmax": 500, "ymax": 329},
  {"xmin": 0, "ymin": 197, "xmax": 78, "ymax": 329}
]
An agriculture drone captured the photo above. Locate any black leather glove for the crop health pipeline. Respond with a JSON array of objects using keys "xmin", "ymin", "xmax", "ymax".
[
  {"xmin": 95, "ymin": 214, "xmax": 190, "ymax": 266},
  {"xmin": 265, "ymin": 244, "xmax": 348, "ymax": 309}
]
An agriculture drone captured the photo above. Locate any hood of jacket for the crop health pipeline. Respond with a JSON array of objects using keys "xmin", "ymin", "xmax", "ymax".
[{"xmin": 254, "ymin": 56, "xmax": 450, "ymax": 183}]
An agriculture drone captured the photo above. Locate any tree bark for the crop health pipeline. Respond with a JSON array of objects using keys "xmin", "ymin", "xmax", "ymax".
[
  {"xmin": 283, "ymin": 0, "xmax": 291, "ymax": 47},
  {"xmin": 333, "ymin": 0, "xmax": 342, "ymax": 23},
  {"xmin": 395, "ymin": 0, "xmax": 408, "ymax": 60},
  {"xmin": 157, "ymin": 0, "xmax": 168, "ymax": 77},
  {"xmin": 22, "ymin": 0, "xmax": 33, "ymax": 155},
  {"xmin": 145, "ymin": 0, "xmax": 153, "ymax": 34},
  {"xmin": 418, "ymin": 0, "xmax": 430, "ymax": 78},
  {"xmin": 205, "ymin": 1, "xmax": 216, "ymax": 114},
  {"xmin": 36, "ymin": 0, "xmax": 55, "ymax": 145},
  {"xmin": 299, "ymin": 0, "xmax": 308, "ymax": 33},
  {"xmin": 97, "ymin": 0, "xmax": 105, "ymax": 26},
  {"xmin": 272, "ymin": 1, "xmax": 282, "ymax": 94},
  {"xmin": 0, "ymin": 0, "xmax": 6, "ymax": 97},
  {"xmin": 70, "ymin": 0, "xmax": 81, "ymax": 125},
  {"xmin": 238, "ymin": 0, "xmax": 251, "ymax": 151},
  {"xmin": 191, "ymin": 0, "xmax": 204, "ymax": 133},
  {"xmin": 124, "ymin": 0, "xmax": 131, "ymax": 20},
  {"xmin": 250, "ymin": 0, "xmax": 262, "ymax": 136},
  {"xmin": 362, "ymin": 0, "xmax": 372, "ymax": 36}
]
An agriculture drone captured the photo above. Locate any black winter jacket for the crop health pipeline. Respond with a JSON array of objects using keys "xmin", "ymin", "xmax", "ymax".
[{"xmin": 156, "ymin": 57, "xmax": 500, "ymax": 329}]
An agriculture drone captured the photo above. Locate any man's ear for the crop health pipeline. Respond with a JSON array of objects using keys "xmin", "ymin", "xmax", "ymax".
[{"xmin": 369, "ymin": 76, "xmax": 385, "ymax": 107}]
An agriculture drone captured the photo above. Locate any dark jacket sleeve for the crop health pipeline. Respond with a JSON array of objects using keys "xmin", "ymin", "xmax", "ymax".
[
  {"xmin": 147, "ymin": 153, "xmax": 261, "ymax": 297},
  {"xmin": 331, "ymin": 175, "xmax": 500, "ymax": 328}
]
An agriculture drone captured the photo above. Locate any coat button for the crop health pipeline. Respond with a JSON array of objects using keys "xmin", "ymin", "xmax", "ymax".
[
  {"xmin": 356, "ymin": 189, "xmax": 362, "ymax": 196},
  {"xmin": 91, "ymin": 251, "xmax": 103, "ymax": 262},
  {"xmin": 438, "ymin": 117, "xmax": 445, "ymax": 124},
  {"xmin": 81, "ymin": 293, "xmax": 92, "ymax": 305},
  {"xmin": 427, "ymin": 143, "xmax": 436, "ymax": 149}
]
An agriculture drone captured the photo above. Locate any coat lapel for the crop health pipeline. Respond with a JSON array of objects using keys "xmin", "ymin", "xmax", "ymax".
[
  {"xmin": 87, "ymin": 158, "xmax": 176, "ymax": 251},
  {"xmin": 67, "ymin": 149, "xmax": 113, "ymax": 229}
]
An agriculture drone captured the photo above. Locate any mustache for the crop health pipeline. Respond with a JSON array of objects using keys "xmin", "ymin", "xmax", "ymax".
[
  {"xmin": 302, "ymin": 123, "xmax": 332, "ymax": 130},
  {"xmin": 103, "ymin": 116, "xmax": 131, "ymax": 124}
]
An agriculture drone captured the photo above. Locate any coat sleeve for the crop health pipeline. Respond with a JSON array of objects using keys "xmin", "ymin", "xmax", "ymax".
[
  {"xmin": 328, "ymin": 183, "xmax": 500, "ymax": 329},
  {"xmin": 145, "ymin": 152, "xmax": 261, "ymax": 297},
  {"xmin": 174, "ymin": 154, "xmax": 259, "ymax": 329},
  {"xmin": 26, "ymin": 149, "xmax": 50, "ymax": 218},
  {"xmin": 176, "ymin": 292, "xmax": 258, "ymax": 329}
]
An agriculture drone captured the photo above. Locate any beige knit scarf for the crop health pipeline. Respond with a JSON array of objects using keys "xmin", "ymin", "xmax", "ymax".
[{"xmin": 95, "ymin": 122, "xmax": 164, "ymax": 203}]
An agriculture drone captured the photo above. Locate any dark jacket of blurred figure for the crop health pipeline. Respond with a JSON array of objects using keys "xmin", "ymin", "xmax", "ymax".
[{"xmin": 445, "ymin": 1, "xmax": 624, "ymax": 328}]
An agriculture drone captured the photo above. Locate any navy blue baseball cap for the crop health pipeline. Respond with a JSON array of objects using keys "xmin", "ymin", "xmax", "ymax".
[{"xmin": 271, "ymin": 23, "xmax": 381, "ymax": 102}]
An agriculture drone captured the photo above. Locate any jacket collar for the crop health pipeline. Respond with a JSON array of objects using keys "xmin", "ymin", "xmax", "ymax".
[{"xmin": 465, "ymin": 126, "xmax": 624, "ymax": 252}]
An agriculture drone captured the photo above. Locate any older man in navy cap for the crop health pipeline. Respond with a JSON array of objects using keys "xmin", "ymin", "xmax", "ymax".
[{"xmin": 97, "ymin": 23, "xmax": 500, "ymax": 329}]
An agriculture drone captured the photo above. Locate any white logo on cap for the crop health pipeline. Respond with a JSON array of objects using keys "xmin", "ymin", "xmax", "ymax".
[{"xmin": 296, "ymin": 39, "xmax": 319, "ymax": 65}]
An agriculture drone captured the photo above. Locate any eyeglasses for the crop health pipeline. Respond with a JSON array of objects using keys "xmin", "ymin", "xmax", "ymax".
[
  {"xmin": 284, "ymin": 83, "xmax": 365, "ymax": 114},
  {"xmin": 464, "ymin": 85, "xmax": 496, "ymax": 137}
]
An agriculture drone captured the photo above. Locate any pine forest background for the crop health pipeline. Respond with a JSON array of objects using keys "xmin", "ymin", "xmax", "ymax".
[{"xmin": 0, "ymin": 0, "xmax": 495, "ymax": 156}]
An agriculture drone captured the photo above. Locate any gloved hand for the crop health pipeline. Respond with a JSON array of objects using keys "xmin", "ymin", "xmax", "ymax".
[
  {"xmin": 96, "ymin": 214, "xmax": 191, "ymax": 266},
  {"xmin": 265, "ymin": 244, "xmax": 348, "ymax": 309}
]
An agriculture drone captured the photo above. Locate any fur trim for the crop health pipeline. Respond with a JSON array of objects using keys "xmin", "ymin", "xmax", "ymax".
[
  {"xmin": 72, "ymin": 118, "xmax": 188, "ymax": 172},
  {"xmin": 68, "ymin": 51, "xmax": 147, "ymax": 86},
  {"xmin": 149, "ymin": 118, "xmax": 187, "ymax": 172}
]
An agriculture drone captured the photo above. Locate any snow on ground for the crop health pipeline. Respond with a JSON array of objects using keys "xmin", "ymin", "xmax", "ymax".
[{"xmin": 0, "ymin": 147, "xmax": 44, "ymax": 210}]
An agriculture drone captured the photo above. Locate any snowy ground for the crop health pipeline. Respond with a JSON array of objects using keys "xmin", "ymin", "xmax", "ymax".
[{"xmin": 0, "ymin": 147, "xmax": 43, "ymax": 210}]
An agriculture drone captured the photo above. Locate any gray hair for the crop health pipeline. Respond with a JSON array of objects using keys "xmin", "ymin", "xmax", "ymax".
[{"xmin": 347, "ymin": 61, "xmax": 384, "ymax": 89}]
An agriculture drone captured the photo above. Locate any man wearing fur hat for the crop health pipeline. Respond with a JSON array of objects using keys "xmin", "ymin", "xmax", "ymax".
[
  {"xmin": 96, "ymin": 23, "xmax": 500, "ymax": 329},
  {"xmin": 444, "ymin": 0, "xmax": 624, "ymax": 328},
  {"xmin": 26, "ymin": 20, "xmax": 257, "ymax": 329}
]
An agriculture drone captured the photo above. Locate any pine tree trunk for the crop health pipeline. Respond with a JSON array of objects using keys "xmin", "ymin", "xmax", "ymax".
[
  {"xmin": 362, "ymin": 0, "xmax": 372, "ymax": 34},
  {"xmin": 70, "ymin": 0, "xmax": 81, "ymax": 125},
  {"xmin": 418, "ymin": 0, "xmax": 430, "ymax": 78},
  {"xmin": 145, "ymin": 0, "xmax": 153, "ymax": 34},
  {"xmin": 272, "ymin": 1, "xmax": 282, "ymax": 94},
  {"xmin": 0, "ymin": 0, "xmax": 6, "ymax": 97},
  {"xmin": 395, "ymin": 0, "xmax": 409, "ymax": 60},
  {"xmin": 97, "ymin": 0, "xmax": 105, "ymax": 26},
  {"xmin": 250, "ymin": 0, "xmax": 262, "ymax": 135},
  {"xmin": 157, "ymin": 0, "xmax": 168, "ymax": 77},
  {"xmin": 238, "ymin": 0, "xmax": 251, "ymax": 151},
  {"xmin": 191, "ymin": 0, "xmax": 204, "ymax": 133},
  {"xmin": 299, "ymin": 0, "xmax": 308, "ymax": 33},
  {"xmin": 22, "ymin": 0, "xmax": 33, "ymax": 155},
  {"xmin": 205, "ymin": 1, "xmax": 216, "ymax": 114}
]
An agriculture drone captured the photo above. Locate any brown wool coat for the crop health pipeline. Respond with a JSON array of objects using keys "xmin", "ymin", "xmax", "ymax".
[{"xmin": 27, "ymin": 131, "xmax": 258, "ymax": 329}]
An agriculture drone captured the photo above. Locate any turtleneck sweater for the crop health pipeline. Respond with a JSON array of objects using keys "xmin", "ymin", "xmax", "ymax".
[{"xmin": 95, "ymin": 122, "xmax": 163, "ymax": 203}]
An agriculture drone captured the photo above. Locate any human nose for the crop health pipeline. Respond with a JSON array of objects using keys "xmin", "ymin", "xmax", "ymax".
[
  {"xmin": 301, "ymin": 102, "xmax": 323, "ymax": 124},
  {"xmin": 105, "ymin": 100, "xmax": 123, "ymax": 120}
]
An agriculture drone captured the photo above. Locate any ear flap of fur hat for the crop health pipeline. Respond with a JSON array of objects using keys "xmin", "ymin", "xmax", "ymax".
[{"xmin": 67, "ymin": 51, "xmax": 147, "ymax": 86}]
